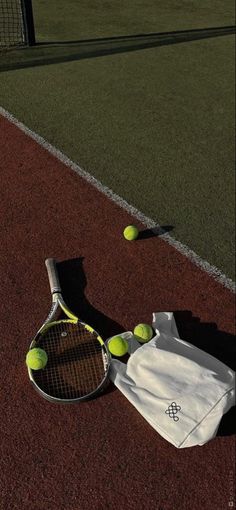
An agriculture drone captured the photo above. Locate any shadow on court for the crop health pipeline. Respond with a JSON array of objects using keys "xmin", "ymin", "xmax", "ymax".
[
  {"xmin": 174, "ymin": 310, "xmax": 236, "ymax": 438},
  {"xmin": 138, "ymin": 225, "xmax": 174, "ymax": 240},
  {"xmin": 1, "ymin": 25, "xmax": 235, "ymax": 72},
  {"xmin": 57, "ymin": 257, "xmax": 124, "ymax": 340}
]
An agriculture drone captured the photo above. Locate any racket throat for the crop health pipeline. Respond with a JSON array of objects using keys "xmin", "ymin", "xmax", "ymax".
[{"xmin": 52, "ymin": 292, "xmax": 63, "ymax": 302}]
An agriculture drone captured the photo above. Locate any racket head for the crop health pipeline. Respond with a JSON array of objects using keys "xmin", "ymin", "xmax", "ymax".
[{"xmin": 28, "ymin": 318, "xmax": 111, "ymax": 403}]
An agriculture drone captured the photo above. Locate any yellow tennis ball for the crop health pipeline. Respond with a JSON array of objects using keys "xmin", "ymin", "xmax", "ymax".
[
  {"xmin": 108, "ymin": 336, "xmax": 128, "ymax": 357},
  {"xmin": 123, "ymin": 225, "xmax": 139, "ymax": 241},
  {"xmin": 26, "ymin": 348, "xmax": 48, "ymax": 370},
  {"xmin": 133, "ymin": 324, "xmax": 153, "ymax": 343}
]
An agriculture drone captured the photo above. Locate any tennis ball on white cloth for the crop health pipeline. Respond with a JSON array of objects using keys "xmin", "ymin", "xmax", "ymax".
[
  {"xmin": 133, "ymin": 324, "xmax": 153, "ymax": 343},
  {"xmin": 107, "ymin": 336, "xmax": 128, "ymax": 357},
  {"xmin": 123, "ymin": 225, "xmax": 139, "ymax": 241},
  {"xmin": 26, "ymin": 348, "xmax": 48, "ymax": 370}
]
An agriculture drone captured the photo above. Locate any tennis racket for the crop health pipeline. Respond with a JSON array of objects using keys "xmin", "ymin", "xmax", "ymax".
[{"xmin": 27, "ymin": 258, "xmax": 111, "ymax": 403}]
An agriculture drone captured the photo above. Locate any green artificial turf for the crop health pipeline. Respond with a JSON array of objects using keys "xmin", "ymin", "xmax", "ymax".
[{"xmin": 0, "ymin": 1, "xmax": 235, "ymax": 279}]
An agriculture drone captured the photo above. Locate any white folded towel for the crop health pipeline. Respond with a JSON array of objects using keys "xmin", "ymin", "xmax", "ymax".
[{"xmin": 108, "ymin": 312, "xmax": 235, "ymax": 448}]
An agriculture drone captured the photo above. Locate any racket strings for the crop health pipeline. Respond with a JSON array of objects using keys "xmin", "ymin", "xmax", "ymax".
[{"xmin": 33, "ymin": 322, "xmax": 108, "ymax": 400}]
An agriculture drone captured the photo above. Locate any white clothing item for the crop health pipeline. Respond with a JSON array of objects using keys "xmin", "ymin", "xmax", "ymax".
[{"xmin": 108, "ymin": 312, "xmax": 235, "ymax": 448}]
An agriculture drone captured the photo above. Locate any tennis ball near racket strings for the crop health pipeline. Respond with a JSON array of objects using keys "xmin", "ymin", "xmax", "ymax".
[
  {"xmin": 108, "ymin": 336, "xmax": 129, "ymax": 357},
  {"xmin": 26, "ymin": 348, "xmax": 48, "ymax": 370},
  {"xmin": 133, "ymin": 324, "xmax": 153, "ymax": 343},
  {"xmin": 123, "ymin": 225, "xmax": 139, "ymax": 241}
]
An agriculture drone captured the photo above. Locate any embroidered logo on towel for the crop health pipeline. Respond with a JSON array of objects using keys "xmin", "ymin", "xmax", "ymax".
[{"xmin": 165, "ymin": 402, "xmax": 181, "ymax": 421}]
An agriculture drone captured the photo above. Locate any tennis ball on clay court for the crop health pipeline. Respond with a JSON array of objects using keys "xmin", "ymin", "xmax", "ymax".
[
  {"xmin": 26, "ymin": 347, "xmax": 48, "ymax": 370},
  {"xmin": 108, "ymin": 336, "xmax": 129, "ymax": 357},
  {"xmin": 123, "ymin": 225, "xmax": 139, "ymax": 241},
  {"xmin": 133, "ymin": 324, "xmax": 153, "ymax": 343}
]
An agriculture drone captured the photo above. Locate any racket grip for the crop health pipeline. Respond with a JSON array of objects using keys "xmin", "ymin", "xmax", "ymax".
[{"xmin": 45, "ymin": 258, "xmax": 61, "ymax": 294}]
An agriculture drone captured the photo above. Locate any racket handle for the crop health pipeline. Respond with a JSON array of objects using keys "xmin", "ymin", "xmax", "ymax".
[{"xmin": 45, "ymin": 258, "xmax": 62, "ymax": 294}]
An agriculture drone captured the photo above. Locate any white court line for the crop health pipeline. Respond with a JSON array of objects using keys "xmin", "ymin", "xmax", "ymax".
[{"xmin": 1, "ymin": 106, "xmax": 235, "ymax": 293}]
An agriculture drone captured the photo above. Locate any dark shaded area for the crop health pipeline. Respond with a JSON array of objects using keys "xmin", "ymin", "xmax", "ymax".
[
  {"xmin": 217, "ymin": 405, "xmax": 236, "ymax": 437},
  {"xmin": 174, "ymin": 310, "xmax": 236, "ymax": 438},
  {"xmin": 57, "ymin": 257, "xmax": 124, "ymax": 340},
  {"xmin": 138, "ymin": 225, "xmax": 174, "ymax": 240},
  {"xmin": 174, "ymin": 310, "xmax": 236, "ymax": 370},
  {"xmin": 1, "ymin": 25, "xmax": 235, "ymax": 72}
]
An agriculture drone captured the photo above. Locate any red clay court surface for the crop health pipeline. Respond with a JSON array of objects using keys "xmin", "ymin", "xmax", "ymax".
[{"xmin": 0, "ymin": 115, "xmax": 235, "ymax": 510}]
